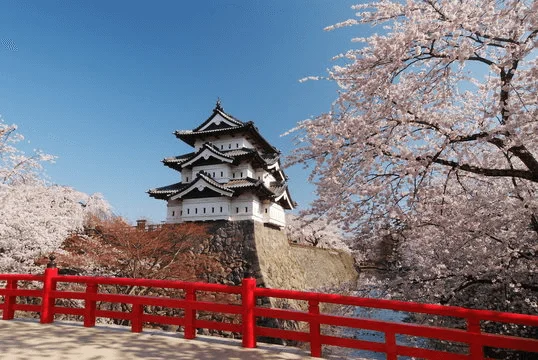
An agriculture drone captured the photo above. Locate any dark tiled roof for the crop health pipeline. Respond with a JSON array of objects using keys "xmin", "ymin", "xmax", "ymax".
[
  {"xmin": 163, "ymin": 145, "xmax": 280, "ymax": 172},
  {"xmin": 148, "ymin": 172, "xmax": 292, "ymax": 205},
  {"xmin": 269, "ymin": 183, "xmax": 287, "ymax": 197},
  {"xmin": 225, "ymin": 178, "xmax": 261, "ymax": 188},
  {"xmin": 163, "ymin": 152, "xmax": 195, "ymax": 164},
  {"xmin": 175, "ymin": 122, "xmax": 278, "ymax": 153},
  {"xmin": 147, "ymin": 182, "xmax": 188, "ymax": 200}
]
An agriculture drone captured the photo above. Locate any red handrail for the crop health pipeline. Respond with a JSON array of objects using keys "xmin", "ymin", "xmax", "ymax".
[{"xmin": 1, "ymin": 270, "xmax": 537, "ymax": 359}]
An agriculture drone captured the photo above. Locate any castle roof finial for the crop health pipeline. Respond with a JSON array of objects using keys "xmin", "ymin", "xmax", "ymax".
[{"xmin": 215, "ymin": 97, "xmax": 223, "ymax": 111}]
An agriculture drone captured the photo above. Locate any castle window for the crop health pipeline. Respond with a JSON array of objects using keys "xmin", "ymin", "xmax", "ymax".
[
  {"xmin": 236, "ymin": 143, "xmax": 239, "ymax": 148},
  {"xmin": 233, "ymin": 173, "xmax": 235, "ymax": 178},
  {"xmin": 211, "ymin": 207, "xmax": 214, "ymax": 213},
  {"xmin": 245, "ymin": 207, "xmax": 248, "ymax": 213},
  {"xmin": 212, "ymin": 172, "xmax": 215, "ymax": 177},
  {"xmin": 180, "ymin": 210, "xmax": 183, "ymax": 215},
  {"xmin": 220, "ymin": 206, "xmax": 223, "ymax": 212},
  {"xmin": 228, "ymin": 144, "xmax": 231, "ymax": 149},
  {"xmin": 240, "ymin": 172, "xmax": 243, "ymax": 177},
  {"xmin": 172, "ymin": 211, "xmax": 175, "ymax": 216},
  {"xmin": 236, "ymin": 207, "xmax": 239, "ymax": 213},
  {"xmin": 221, "ymin": 145, "xmax": 223, "ymax": 150},
  {"xmin": 186, "ymin": 177, "xmax": 189, "ymax": 182},
  {"xmin": 221, "ymin": 171, "xmax": 223, "ymax": 177},
  {"xmin": 203, "ymin": 208, "xmax": 206, "ymax": 214},
  {"xmin": 195, "ymin": 208, "xmax": 198, "ymax": 214},
  {"xmin": 187, "ymin": 209, "xmax": 190, "ymax": 214},
  {"xmin": 264, "ymin": 208, "xmax": 268, "ymax": 214}
]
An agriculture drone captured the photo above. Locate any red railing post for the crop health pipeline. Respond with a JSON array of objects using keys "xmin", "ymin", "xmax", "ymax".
[
  {"xmin": 84, "ymin": 283, "xmax": 98, "ymax": 327},
  {"xmin": 385, "ymin": 329, "xmax": 397, "ymax": 360},
  {"xmin": 308, "ymin": 299, "xmax": 322, "ymax": 357},
  {"xmin": 242, "ymin": 276, "xmax": 256, "ymax": 348},
  {"xmin": 131, "ymin": 303, "xmax": 143, "ymax": 333},
  {"xmin": 2, "ymin": 279, "xmax": 18, "ymax": 320},
  {"xmin": 40, "ymin": 256, "xmax": 58, "ymax": 324},
  {"xmin": 184, "ymin": 287, "xmax": 196, "ymax": 340},
  {"xmin": 467, "ymin": 314, "xmax": 484, "ymax": 359}
]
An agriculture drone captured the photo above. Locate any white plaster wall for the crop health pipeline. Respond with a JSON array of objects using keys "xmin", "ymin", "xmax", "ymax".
[
  {"xmin": 192, "ymin": 164, "xmax": 231, "ymax": 182},
  {"xmin": 181, "ymin": 169, "xmax": 193, "ymax": 183},
  {"xmin": 230, "ymin": 162, "xmax": 254, "ymax": 179},
  {"xmin": 165, "ymin": 193, "xmax": 286, "ymax": 227},
  {"xmin": 262, "ymin": 203, "xmax": 286, "ymax": 227},
  {"xmin": 194, "ymin": 135, "xmax": 253, "ymax": 152},
  {"xmin": 166, "ymin": 199, "xmax": 183, "ymax": 223},
  {"xmin": 181, "ymin": 197, "xmax": 232, "ymax": 221}
]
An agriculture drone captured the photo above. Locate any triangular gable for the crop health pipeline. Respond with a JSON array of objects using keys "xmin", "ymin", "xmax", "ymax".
[
  {"xmin": 265, "ymin": 161, "xmax": 286, "ymax": 181},
  {"xmin": 181, "ymin": 144, "xmax": 234, "ymax": 168},
  {"xmin": 170, "ymin": 174, "xmax": 233, "ymax": 200},
  {"xmin": 274, "ymin": 188, "xmax": 295, "ymax": 210},
  {"xmin": 195, "ymin": 110, "xmax": 244, "ymax": 132}
]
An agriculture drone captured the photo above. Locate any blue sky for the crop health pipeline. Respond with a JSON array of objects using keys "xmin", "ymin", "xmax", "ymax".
[{"xmin": 0, "ymin": 1, "xmax": 366, "ymax": 223}]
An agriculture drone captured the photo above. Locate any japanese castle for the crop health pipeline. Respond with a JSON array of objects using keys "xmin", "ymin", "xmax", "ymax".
[{"xmin": 148, "ymin": 101, "xmax": 295, "ymax": 227}]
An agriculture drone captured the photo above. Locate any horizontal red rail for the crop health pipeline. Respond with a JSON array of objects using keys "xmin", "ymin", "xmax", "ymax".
[
  {"xmin": 1, "ymin": 268, "xmax": 537, "ymax": 359},
  {"xmin": 255, "ymin": 287, "xmax": 538, "ymax": 327}
]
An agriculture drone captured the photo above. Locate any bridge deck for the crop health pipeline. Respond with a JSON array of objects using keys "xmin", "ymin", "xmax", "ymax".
[{"xmin": 0, "ymin": 320, "xmax": 361, "ymax": 359}]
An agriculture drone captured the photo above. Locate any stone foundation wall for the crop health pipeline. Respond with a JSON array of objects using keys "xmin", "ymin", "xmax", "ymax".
[
  {"xmin": 198, "ymin": 220, "xmax": 357, "ymax": 340},
  {"xmin": 203, "ymin": 220, "xmax": 358, "ymax": 300}
]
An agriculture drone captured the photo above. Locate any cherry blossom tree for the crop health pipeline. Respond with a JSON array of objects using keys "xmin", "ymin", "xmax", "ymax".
[
  {"xmin": 289, "ymin": 0, "xmax": 537, "ymax": 315},
  {"xmin": 0, "ymin": 116, "xmax": 111, "ymax": 273},
  {"xmin": 286, "ymin": 214, "xmax": 351, "ymax": 251},
  {"xmin": 1, "ymin": 117, "xmax": 55, "ymax": 185}
]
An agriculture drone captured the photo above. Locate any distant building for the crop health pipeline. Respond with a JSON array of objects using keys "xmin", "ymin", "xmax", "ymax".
[{"xmin": 148, "ymin": 100, "xmax": 295, "ymax": 227}]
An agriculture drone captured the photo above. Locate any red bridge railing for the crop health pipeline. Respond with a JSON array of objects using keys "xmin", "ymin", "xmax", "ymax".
[{"xmin": 1, "ymin": 265, "xmax": 537, "ymax": 359}]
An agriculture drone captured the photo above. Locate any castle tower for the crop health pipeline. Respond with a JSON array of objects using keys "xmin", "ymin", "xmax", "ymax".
[{"xmin": 148, "ymin": 101, "xmax": 295, "ymax": 227}]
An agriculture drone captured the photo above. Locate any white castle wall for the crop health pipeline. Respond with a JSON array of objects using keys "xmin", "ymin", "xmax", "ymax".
[
  {"xmin": 166, "ymin": 195, "xmax": 286, "ymax": 227},
  {"xmin": 194, "ymin": 135, "xmax": 253, "ymax": 152}
]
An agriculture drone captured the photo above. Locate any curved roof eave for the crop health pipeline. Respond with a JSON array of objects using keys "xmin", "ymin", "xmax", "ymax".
[
  {"xmin": 174, "ymin": 122, "xmax": 278, "ymax": 153},
  {"xmin": 180, "ymin": 143, "xmax": 234, "ymax": 168},
  {"xmin": 170, "ymin": 172, "xmax": 234, "ymax": 200}
]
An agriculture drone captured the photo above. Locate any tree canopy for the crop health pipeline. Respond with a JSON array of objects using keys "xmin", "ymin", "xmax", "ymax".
[
  {"xmin": 290, "ymin": 0, "xmax": 537, "ymax": 313},
  {"xmin": 0, "ymin": 117, "xmax": 110, "ymax": 273}
]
